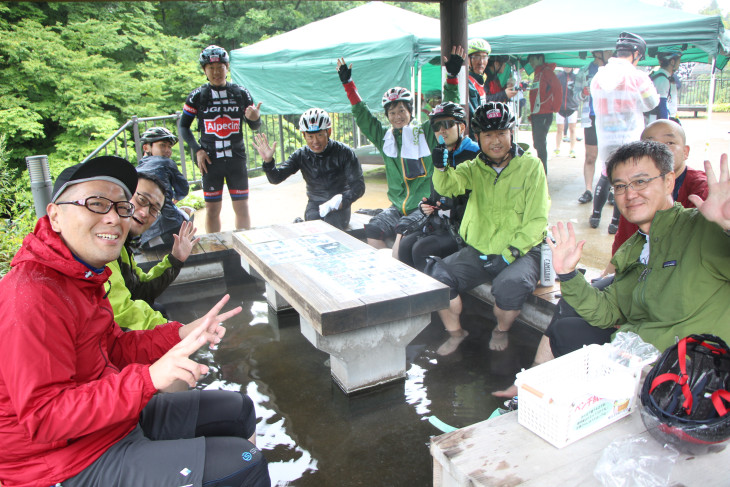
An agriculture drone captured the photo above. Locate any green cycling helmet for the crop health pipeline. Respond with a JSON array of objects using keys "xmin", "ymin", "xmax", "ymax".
[{"xmin": 468, "ymin": 38, "xmax": 492, "ymax": 56}]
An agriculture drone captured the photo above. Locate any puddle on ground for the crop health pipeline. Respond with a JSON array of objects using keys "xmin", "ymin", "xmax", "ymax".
[{"xmin": 162, "ymin": 273, "xmax": 540, "ymax": 486}]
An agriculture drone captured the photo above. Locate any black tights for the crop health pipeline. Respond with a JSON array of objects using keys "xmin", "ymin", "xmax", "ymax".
[{"xmin": 591, "ymin": 175, "xmax": 620, "ymax": 224}]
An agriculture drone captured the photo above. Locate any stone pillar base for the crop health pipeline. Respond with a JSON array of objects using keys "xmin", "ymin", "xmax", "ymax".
[{"xmin": 300, "ymin": 314, "xmax": 431, "ymax": 394}]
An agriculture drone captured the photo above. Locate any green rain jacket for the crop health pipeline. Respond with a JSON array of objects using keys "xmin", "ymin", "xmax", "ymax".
[
  {"xmin": 107, "ymin": 244, "xmax": 182, "ymax": 330},
  {"xmin": 347, "ymin": 80, "xmax": 460, "ymax": 216},
  {"xmin": 561, "ymin": 204, "xmax": 730, "ymax": 351},
  {"xmin": 432, "ymin": 143, "xmax": 550, "ymax": 263}
]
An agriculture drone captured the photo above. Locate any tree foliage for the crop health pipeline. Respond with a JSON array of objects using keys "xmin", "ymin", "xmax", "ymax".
[
  {"xmin": 699, "ymin": 0, "xmax": 730, "ymax": 28},
  {"xmin": 0, "ymin": 2, "xmax": 199, "ymax": 176}
]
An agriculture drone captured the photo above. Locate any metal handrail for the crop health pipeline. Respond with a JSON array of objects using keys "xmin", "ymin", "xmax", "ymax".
[
  {"xmin": 678, "ymin": 78, "xmax": 730, "ymax": 107},
  {"xmin": 83, "ymin": 111, "xmax": 388, "ymax": 186}
]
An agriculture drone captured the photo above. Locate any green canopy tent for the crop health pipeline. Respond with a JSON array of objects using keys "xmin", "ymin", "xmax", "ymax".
[
  {"xmin": 230, "ymin": 2, "xmax": 440, "ymax": 116},
  {"xmin": 417, "ymin": 0, "xmax": 730, "ymax": 98},
  {"xmin": 468, "ymin": 0, "xmax": 730, "ymax": 68}
]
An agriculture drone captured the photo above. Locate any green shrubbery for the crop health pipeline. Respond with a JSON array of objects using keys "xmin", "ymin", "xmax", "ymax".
[{"xmin": 0, "ymin": 136, "xmax": 36, "ymax": 278}]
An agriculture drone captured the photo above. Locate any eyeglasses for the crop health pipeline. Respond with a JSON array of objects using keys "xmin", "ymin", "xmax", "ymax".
[
  {"xmin": 432, "ymin": 120, "xmax": 458, "ymax": 132},
  {"xmin": 470, "ymin": 53, "xmax": 489, "ymax": 60},
  {"xmin": 613, "ymin": 175, "xmax": 664, "ymax": 195},
  {"xmin": 134, "ymin": 192, "xmax": 162, "ymax": 219},
  {"xmin": 56, "ymin": 196, "xmax": 135, "ymax": 217}
]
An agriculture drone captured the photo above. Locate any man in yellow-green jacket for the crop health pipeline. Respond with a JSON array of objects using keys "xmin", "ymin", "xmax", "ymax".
[
  {"xmin": 425, "ymin": 102, "xmax": 550, "ymax": 356},
  {"xmin": 108, "ymin": 171, "xmax": 199, "ymax": 330}
]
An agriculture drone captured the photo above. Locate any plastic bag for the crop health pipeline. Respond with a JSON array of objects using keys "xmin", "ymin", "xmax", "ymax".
[
  {"xmin": 607, "ymin": 331, "xmax": 660, "ymax": 368},
  {"xmin": 594, "ymin": 433, "xmax": 679, "ymax": 487}
]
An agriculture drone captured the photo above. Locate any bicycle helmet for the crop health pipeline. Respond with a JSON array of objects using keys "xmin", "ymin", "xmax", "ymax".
[
  {"xmin": 299, "ymin": 108, "xmax": 332, "ymax": 132},
  {"xmin": 382, "ymin": 87, "xmax": 413, "ymax": 114},
  {"xmin": 640, "ymin": 334, "xmax": 730, "ymax": 455},
  {"xmin": 199, "ymin": 45, "xmax": 229, "ymax": 67},
  {"xmin": 140, "ymin": 127, "xmax": 178, "ymax": 146},
  {"xmin": 615, "ymin": 32, "xmax": 646, "ymax": 60},
  {"xmin": 471, "ymin": 102, "xmax": 516, "ymax": 134},
  {"xmin": 429, "ymin": 102, "xmax": 466, "ymax": 124},
  {"xmin": 656, "ymin": 46, "xmax": 683, "ymax": 63},
  {"xmin": 468, "ymin": 38, "xmax": 492, "ymax": 56}
]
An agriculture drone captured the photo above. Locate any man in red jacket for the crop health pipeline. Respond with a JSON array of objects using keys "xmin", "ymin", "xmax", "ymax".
[
  {"xmin": 527, "ymin": 53, "xmax": 562, "ymax": 174},
  {"xmin": 0, "ymin": 156, "xmax": 269, "ymax": 486}
]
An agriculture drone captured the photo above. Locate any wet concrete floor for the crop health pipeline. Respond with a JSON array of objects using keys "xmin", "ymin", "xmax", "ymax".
[
  {"xmin": 163, "ymin": 273, "xmax": 540, "ymax": 486},
  {"xmin": 175, "ymin": 113, "xmax": 730, "ymax": 485}
]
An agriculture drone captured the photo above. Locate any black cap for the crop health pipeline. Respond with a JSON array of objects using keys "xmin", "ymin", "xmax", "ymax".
[{"xmin": 51, "ymin": 156, "xmax": 138, "ymax": 203}]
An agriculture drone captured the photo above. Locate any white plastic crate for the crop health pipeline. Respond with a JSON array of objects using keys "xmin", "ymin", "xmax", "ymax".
[{"xmin": 515, "ymin": 344, "xmax": 650, "ymax": 448}]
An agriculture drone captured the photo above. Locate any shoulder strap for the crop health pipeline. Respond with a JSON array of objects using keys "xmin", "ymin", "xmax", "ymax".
[
  {"xmin": 227, "ymin": 82, "xmax": 247, "ymax": 107},
  {"xmin": 196, "ymin": 84, "xmax": 211, "ymax": 131}
]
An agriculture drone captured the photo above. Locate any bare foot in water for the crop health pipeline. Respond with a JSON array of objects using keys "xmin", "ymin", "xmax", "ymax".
[
  {"xmin": 492, "ymin": 384, "xmax": 518, "ymax": 398},
  {"xmin": 437, "ymin": 329, "xmax": 469, "ymax": 356},
  {"xmin": 489, "ymin": 328, "xmax": 509, "ymax": 351}
]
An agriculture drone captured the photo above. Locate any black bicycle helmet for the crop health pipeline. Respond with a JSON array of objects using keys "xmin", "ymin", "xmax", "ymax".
[
  {"xmin": 640, "ymin": 334, "xmax": 730, "ymax": 455},
  {"xmin": 140, "ymin": 126, "xmax": 178, "ymax": 146},
  {"xmin": 429, "ymin": 102, "xmax": 466, "ymax": 124},
  {"xmin": 199, "ymin": 45, "xmax": 229, "ymax": 67},
  {"xmin": 616, "ymin": 32, "xmax": 647, "ymax": 60},
  {"xmin": 471, "ymin": 102, "xmax": 516, "ymax": 134}
]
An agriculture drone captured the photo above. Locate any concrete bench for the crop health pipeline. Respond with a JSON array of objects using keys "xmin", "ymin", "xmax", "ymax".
[
  {"xmin": 233, "ymin": 220, "xmax": 450, "ymax": 394},
  {"xmin": 133, "ymin": 216, "xmax": 370, "ymax": 287},
  {"xmin": 678, "ymin": 104, "xmax": 707, "ymax": 117},
  {"xmin": 467, "ymin": 267, "xmax": 603, "ymax": 334}
]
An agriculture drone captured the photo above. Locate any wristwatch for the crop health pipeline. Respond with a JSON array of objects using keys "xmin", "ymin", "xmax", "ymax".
[{"xmin": 508, "ymin": 246, "xmax": 521, "ymax": 260}]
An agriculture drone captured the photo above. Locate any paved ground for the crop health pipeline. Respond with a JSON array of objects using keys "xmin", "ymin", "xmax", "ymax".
[{"xmin": 193, "ymin": 112, "xmax": 730, "ymax": 270}]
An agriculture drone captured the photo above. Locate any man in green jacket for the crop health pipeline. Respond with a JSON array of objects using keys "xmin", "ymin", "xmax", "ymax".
[
  {"xmin": 335, "ymin": 48, "xmax": 463, "ymax": 249},
  {"xmin": 425, "ymin": 102, "xmax": 550, "ymax": 355},
  {"xmin": 108, "ymin": 171, "xmax": 200, "ymax": 330},
  {"xmin": 495, "ymin": 141, "xmax": 730, "ymax": 398},
  {"xmin": 552, "ymin": 140, "xmax": 730, "ymax": 350}
]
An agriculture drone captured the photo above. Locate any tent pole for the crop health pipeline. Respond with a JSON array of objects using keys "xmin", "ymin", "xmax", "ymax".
[
  {"xmin": 278, "ymin": 115, "xmax": 285, "ymax": 162},
  {"xmin": 411, "ymin": 64, "xmax": 419, "ymax": 124},
  {"xmin": 708, "ymin": 56, "xmax": 717, "ymax": 122},
  {"xmin": 418, "ymin": 63, "xmax": 423, "ymax": 123}
]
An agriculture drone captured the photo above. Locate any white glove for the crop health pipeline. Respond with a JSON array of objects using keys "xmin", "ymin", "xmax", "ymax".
[{"xmin": 319, "ymin": 194, "xmax": 343, "ymax": 218}]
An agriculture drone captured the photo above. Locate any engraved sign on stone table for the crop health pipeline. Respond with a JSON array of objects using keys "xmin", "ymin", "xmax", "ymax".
[
  {"xmin": 250, "ymin": 233, "xmax": 352, "ymax": 266},
  {"xmin": 296, "ymin": 249, "xmax": 426, "ymax": 301}
]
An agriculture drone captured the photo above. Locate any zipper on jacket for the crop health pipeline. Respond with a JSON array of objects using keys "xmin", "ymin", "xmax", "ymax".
[
  {"xmin": 638, "ymin": 266, "xmax": 651, "ymax": 309},
  {"xmin": 401, "ymin": 158, "xmax": 410, "ymax": 215},
  {"xmin": 638, "ymin": 267, "xmax": 651, "ymax": 282}
]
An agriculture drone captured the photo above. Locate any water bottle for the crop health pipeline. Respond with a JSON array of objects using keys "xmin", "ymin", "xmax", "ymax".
[{"xmin": 540, "ymin": 238, "xmax": 554, "ymax": 287}]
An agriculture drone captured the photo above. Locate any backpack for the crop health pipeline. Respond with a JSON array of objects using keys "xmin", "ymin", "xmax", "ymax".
[{"xmin": 644, "ymin": 71, "xmax": 670, "ymax": 117}]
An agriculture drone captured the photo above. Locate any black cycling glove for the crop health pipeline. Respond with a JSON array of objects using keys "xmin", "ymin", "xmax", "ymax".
[
  {"xmin": 431, "ymin": 145, "xmax": 448, "ymax": 169},
  {"xmin": 338, "ymin": 63, "xmax": 352, "ymax": 84},
  {"xmin": 444, "ymin": 53, "xmax": 464, "ymax": 78}
]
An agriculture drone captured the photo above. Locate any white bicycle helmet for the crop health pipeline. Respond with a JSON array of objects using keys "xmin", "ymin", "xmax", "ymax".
[
  {"xmin": 299, "ymin": 108, "xmax": 332, "ymax": 132},
  {"xmin": 381, "ymin": 87, "xmax": 413, "ymax": 115}
]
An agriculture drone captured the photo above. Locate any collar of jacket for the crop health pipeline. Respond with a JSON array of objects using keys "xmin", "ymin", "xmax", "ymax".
[{"xmin": 469, "ymin": 70, "xmax": 486, "ymax": 86}]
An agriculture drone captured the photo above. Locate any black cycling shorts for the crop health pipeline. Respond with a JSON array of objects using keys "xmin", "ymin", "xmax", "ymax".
[
  {"xmin": 545, "ymin": 317, "xmax": 615, "ymax": 358},
  {"xmin": 428, "ymin": 245, "xmax": 541, "ymax": 309},
  {"xmin": 364, "ymin": 206, "xmax": 404, "ymax": 241},
  {"xmin": 584, "ymin": 115, "xmax": 597, "ymax": 146},
  {"xmin": 63, "ymin": 389, "xmax": 268, "ymax": 487},
  {"xmin": 202, "ymin": 156, "xmax": 249, "ymax": 202}
]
